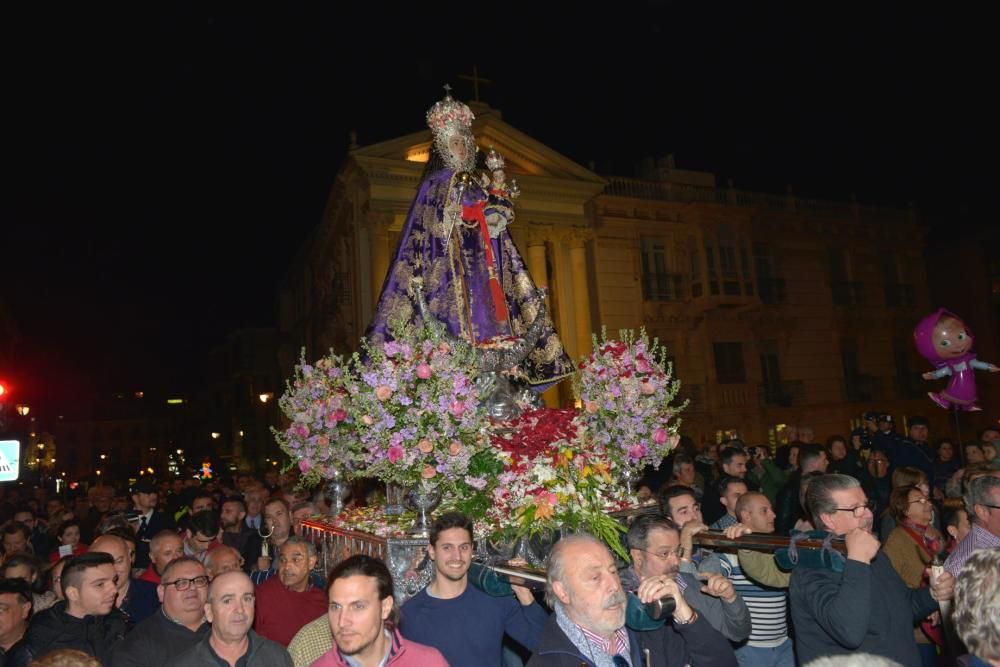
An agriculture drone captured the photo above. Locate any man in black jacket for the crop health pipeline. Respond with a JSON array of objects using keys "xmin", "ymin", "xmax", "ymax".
[
  {"xmin": 5, "ymin": 552, "xmax": 129, "ymax": 666},
  {"xmin": 130, "ymin": 480, "xmax": 174, "ymax": 570},
  {"xmin": 527, "ymin": 534, "xmax": 736, "ymax": 667},
  {"xmin": 789, "ymin": 474, "xmax": 954, "ymax": 666},
  {"xmin": 110, "ymin": 557, "xmax": 210, "ymax": 667}
]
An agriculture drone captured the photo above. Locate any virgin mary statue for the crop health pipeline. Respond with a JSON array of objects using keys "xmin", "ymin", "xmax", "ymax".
[{"xmin": 366, "ymin": 89, "xmax": 574, "ymax": 389}]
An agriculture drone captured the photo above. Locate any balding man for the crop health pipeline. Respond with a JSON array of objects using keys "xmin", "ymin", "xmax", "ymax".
[
  {"xmin": 528, "ymin": 534, "xmax": 736, "ymax": 667},
  {"xmin": 718, "ymin": 492, "xmax": 794, "ymax": 667},
  {"xmin": 205, "ymin": 545, "xmax": 244, "ymax": 579},
  {"xmin": 138, "ymin": 531, "xmax": 184, "ymax": 585},
  {"xmin": 111, "ymin": 557, "xmax": 211, "ymax": 667},
  {"xmin": 90, "ymin": 534, "xmax": 160, "ymax": 624},
  {"xmin": 164, "ymin": 571, "xmax": 291, "ymax": 666}
]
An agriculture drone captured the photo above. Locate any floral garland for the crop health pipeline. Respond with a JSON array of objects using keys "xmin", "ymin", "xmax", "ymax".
[
  {"xmin": 274, "ymin": 352, "xmax": 362, "ymax": 489},
  {"xmin": 573, "ymin": 328, "xmax": 685, "ymax": 472},
  {"xmin": 482, "ymin": 408, "xmax": 632, "ymax": 558},
  {"xmin": 277, "ymin": 327, "xmax": 685, "ymax": 559}
]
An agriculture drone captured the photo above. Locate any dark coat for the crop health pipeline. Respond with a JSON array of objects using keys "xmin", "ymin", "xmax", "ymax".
[
  {"xmin": 526, "ymin": 612, "xmax": 737, "ymax": 667},
  {"xmin": 163, "ymin": 630, "xmax": 292, "ymax": 667},
  {"xmin": 5, "ymin": 600, "xmax": 130, "ymax": 667},
  {"xmin": 110, "ymin": 608, "xmax": 209, "ymax": 667},
  {"xmin": 789, "ymin": 550, "xmax": 938, "ymax": 666},
  {"xmin": 134, "ymin": 511, "xmax": 175, "ymax": 569}
]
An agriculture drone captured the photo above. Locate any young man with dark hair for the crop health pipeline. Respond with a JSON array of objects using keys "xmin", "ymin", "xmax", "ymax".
[
  {"xmin": 6, "ymin": 552, "xmax": 129, "ymax": 666},
  {"xmin": 401, "ymin": 512, "xmax": 548, "ymax": 666},
  {"xmin": 219, "ymin": 496, "xmax": 261, "ymax": 574},
  {"xmin": 312, "ymin": 555, "xmax": 447, "ymax": 666}
]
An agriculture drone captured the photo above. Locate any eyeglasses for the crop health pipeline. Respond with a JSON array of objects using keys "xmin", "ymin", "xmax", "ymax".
[
  {"xmin": 833, "ymin": 501, "xmax": 876, "ymax": 517},
  {"xmin": 908, "ymin": 496, "xmax": 931, "ymax": 505},
  {"xmin": 636, "ymin": 547, "xmax": 684, "ymax": 560},
  {"xmin": 162, "ymin": 575, "xmax": 210, "ymax": 591}
]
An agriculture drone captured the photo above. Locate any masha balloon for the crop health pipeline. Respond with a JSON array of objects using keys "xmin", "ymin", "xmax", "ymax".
[{"xmin": 913, "ymin": 308, "xmax": 999, "ymax": 412}]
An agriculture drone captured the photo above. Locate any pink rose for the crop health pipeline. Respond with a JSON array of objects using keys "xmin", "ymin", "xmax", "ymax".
[
  {"xmin": 361, "ymin": 415, "xmax": 374, "ymax": 426},
  {"xmin": 293, "ymin": 423, "xmax": 309, "ymax": 438},
  {"xmin": 640, "ymin": 381, "xmax": 656, "ymax": 395},
  {"xmin": 653, "ymin": 428, "xmax": 668, "ymax": 445},
  {"xmin": 421, "ymin": 465, "xmax": 437, "ymax": 479},
  {"xmin": 387, "ymin": 445, "xmax": 404, "ymax": 463},
  {"xmin": 636, "ymin": 358, "xmax": 653, "ymax": 373},
  {"xmin": 628, "ymin": 444, "xmax": 647, "ymax": 460},
  {"xmin": 375, "ymin": 385, "xmax": 393, "ymax": 401},
  {"xmin": 416, "ymin": 363, "xmax": 433, "ymax": 380},
  {"xmin": 448, "ymin": 440, "xmax": 463, "ymax": 456},
  {"xmin": 298, "ymin": 459, "xmax": 311, "ymax": 473},
  {"xmin": 585, "ymin": 401, "xmax": 599, "ymax": 414},
  {"xmin": 331, "ymin": 409, "xmax": 347, "ymax": 422},
  {"xmin": 449, "ymin": 401, "xmax": 466, "ymax": 417},
  {"xmin": 417, "ymin": 439, "xmax": 434, "ymax": 454}
]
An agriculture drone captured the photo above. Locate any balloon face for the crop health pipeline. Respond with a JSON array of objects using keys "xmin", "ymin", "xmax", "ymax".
[{"xmin": 933, "ymin": 317, "xmax": 973, "ymax": 359}]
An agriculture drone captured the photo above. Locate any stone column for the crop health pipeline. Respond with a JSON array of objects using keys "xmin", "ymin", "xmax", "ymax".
[
  {"xmin": 368, "ymin": 211, "xmax": 392, "ymax": 308},
  {"xmin": 566, "ymin": 229, "xmax": 594, "ymax": 361},
  {"xmin": 526, "ymin": 231, "xmax": 549, "ymax": 290}
]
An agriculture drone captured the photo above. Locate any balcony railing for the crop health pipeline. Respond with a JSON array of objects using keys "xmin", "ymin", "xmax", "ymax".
[
  {"xmin": 758, "ymin": 380, "xmax": 806, "ymax": 407},
  {"xmin": 602, "ymin": 176, "xmax": 912, "ymax": 223}
]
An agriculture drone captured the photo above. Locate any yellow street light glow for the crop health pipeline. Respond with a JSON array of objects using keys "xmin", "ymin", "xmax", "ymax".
[
  {"xmin": 166, "ymin": 398, "xmax": 184, "ymax": 405},
  {"xmin": 96, "ymin": 470, "xmax": 102, "ymax": 476},
  {"xmin": 210, "ymin": 432, "xmax": 221, "ymax": 439},
  {"xmin": 15, "ymin": 405, "xmax": 29, "ymax": 416},
  {"xmin": 258, "ymin": 392, "xmax": 274, "ymax": 404}
]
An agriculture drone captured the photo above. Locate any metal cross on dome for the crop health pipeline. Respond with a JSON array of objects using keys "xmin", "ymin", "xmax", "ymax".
[{"xmin": 458, "ymin": 66, "xmax": 492, "ymax": 102}]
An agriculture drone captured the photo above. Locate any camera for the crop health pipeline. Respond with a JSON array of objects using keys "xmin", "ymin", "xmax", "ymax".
[{"xmin": 746, "ymin": 446, "xmax": 764, "ymax": 459}]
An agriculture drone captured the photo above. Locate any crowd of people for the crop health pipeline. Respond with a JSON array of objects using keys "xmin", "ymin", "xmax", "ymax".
[{"xmin": 0, "ymin": 412, "xmax": 995, "ymax": 666}]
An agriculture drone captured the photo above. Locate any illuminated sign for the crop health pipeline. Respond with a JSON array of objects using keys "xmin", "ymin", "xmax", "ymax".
[{"xmin": 0, "ymin": 441, "xmax": 21, "ymax": 482}]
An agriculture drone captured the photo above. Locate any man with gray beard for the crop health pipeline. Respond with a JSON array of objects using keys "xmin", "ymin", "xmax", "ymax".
[{"xmin": 528, "ymin": 534, "xmax": 735, "ymax": 667}]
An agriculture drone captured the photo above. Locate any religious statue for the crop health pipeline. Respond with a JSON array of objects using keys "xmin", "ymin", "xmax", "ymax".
[{"xmin": 367, "ymin": 88, "xmax": 574, "ymax": 390}]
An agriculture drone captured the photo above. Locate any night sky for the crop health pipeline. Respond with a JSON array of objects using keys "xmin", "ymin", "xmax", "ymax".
[{"xmin": 4, "ymin": 4, "xmax": 993, "ymax": 412}]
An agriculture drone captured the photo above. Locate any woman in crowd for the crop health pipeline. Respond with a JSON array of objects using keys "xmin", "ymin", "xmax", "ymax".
[{"xmin": 883, "ymin": 484, "xmax": 944, "ymax": 667}]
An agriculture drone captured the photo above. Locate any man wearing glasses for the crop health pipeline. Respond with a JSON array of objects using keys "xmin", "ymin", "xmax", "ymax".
[
  {"xmin": 789, "ymin": 474, "xmax": 955, "ymax": 666},
  {"xmin": 110, "ymin": 557, "xmax": 210, "ymax": 667},
  {"xmin": 944, "ymin": 475, "xmax": 1000, "ymax": 577}
]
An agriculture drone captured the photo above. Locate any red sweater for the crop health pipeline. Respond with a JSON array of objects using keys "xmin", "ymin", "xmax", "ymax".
[{"xmin": 253, "ymin": 575, "xmax": 328, "ymax": 647}]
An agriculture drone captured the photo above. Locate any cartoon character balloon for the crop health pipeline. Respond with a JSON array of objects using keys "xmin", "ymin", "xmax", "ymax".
[{"xmin": 913, "ymin": 308, "xmax": 999, "ymax": 412}]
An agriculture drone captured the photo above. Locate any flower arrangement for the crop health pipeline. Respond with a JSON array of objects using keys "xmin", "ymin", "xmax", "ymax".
[
  {"xmin": 484, "ymin": 409, "xmax": 631, "ymax": 558},
  {"xmin": 573, "ymin": 328, "xmax": 685, "ymax": 473},
  {"xmin": 274, "ymin": 351, "xmax": 362, "ymax": 489},
  {"xmin": 347, "ymin": 323, "xmax": 493, "ymax": 496}
]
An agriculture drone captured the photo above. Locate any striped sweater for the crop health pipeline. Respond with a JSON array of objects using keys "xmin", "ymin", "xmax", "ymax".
[{"xmin": 720, "ymin": 553, "xmax": 789, "ymax": 647}]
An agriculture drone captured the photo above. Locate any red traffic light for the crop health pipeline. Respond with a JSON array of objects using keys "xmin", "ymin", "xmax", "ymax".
[{"xmin": 0, "ymin": 382, "xmax": 7, "ymax": 398}]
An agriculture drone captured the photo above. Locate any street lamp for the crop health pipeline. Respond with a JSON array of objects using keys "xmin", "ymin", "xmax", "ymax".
[
  {"xmin": 258, "ymin": 392, "xmax": 274, "ymax": 404},
  {"xmin": 15, "ymin": 404, "xmax": 29, "ymax": 417}
]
